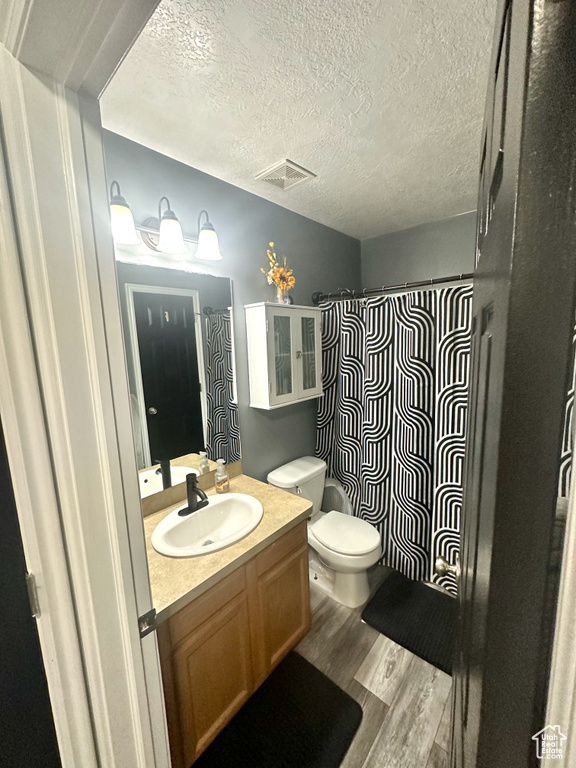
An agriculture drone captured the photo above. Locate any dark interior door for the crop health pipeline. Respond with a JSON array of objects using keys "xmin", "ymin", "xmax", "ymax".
[
  {"xmin": 451, "ymin": 0, "xmax": 576, "ymax": 766},
  {"xmin": 0, "ymin": 419, "xmax": 61, "ymax": 768},
  {"xmin": 134, "ymin": 291, "xmax": 204, "ymax": 461}
]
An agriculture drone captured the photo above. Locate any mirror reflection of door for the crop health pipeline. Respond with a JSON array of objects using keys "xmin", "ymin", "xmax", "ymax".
[
  {"xmin": 132, "ymin": 290, "xmax": 204, "ymax": 463},
  {"xmin": 117, "ymin": 263, "xmax": 239, "ymax": 479}
]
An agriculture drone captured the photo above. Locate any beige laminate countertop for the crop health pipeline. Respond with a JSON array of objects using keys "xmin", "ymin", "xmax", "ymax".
[{"xmin": 144, "ymin": 474, "xmax": 312, "ymax": 622}]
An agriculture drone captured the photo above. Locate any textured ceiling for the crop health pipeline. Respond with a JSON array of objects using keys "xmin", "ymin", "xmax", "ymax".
[{"xmin": 101, "ymin": 0, "xmax": 496, "ymax": 240}]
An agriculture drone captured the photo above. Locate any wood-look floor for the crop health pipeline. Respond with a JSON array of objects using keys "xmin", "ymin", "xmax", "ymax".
[{"xmin": 296, "ymin": 568, "xmax": 452, "ymax": 768}]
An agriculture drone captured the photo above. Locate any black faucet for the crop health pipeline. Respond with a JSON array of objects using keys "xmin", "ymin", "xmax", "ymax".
[
  {"xmin": 154, "ymin": 458, "xmax": 172, "ymax": 490},
  {"xmin": 178, "ymin": 473, "xmax": 209, "ymax": 516}
]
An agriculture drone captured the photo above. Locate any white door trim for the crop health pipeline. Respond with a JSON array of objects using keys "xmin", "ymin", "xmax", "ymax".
[
  {"xmin": 0, "ymin": 45, "xmax": 169, "ymax": 768},
  {"xmin": 545, "ymin": 490, "xmax": 576, "ymax": 766},
  {"xmin": 125, "ymin": 283, "xmax": 208, "ymax": 468},
  {"xmin": 0, "ymin": 66, "xmax": 98, "ymax": 768}
]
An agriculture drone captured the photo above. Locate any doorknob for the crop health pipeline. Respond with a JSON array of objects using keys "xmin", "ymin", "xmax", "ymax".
[
  {"xmin": 147, "ymin": 407, "xmax": 158, "ymax": 415},
  {"xmin": 435, "ymin": 555, "xmax": 461, "ymax": 580}
]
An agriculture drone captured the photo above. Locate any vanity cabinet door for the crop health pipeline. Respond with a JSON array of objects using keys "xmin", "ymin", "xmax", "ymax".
[
  {"xmin": 158, "ymin": 568, "xmax": 254, "ymax": 767},
  {"xmin": 173, "ymin": 593, "xmax": 252, "ymax": 765},
  {"xmin": 249, "ymin": 523, "xmax": 311, "ymax": 686}
]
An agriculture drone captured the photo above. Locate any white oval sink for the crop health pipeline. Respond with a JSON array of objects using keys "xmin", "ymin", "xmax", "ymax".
[
  {"xmin": 139, "ymin": 465, "xmax": 198, "ymax": 499},
  {"xmin": 151, "ymin": 493, "xmax": 264, "ymax": 557}
]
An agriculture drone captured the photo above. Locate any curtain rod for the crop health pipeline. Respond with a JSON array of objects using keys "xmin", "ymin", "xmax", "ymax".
[
  {"xmin": 311, "ymin": 272, "xmax": 475, "ymax": 305},
  {"xmin": 203, "ymin": 306, "xmax": 230, "ymax": 316}
]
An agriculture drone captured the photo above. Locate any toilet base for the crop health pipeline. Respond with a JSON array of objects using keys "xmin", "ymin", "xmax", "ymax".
[
  {"xmin": 308, "ymin": 549, "xmax": 371, "ymax": 609},
  {"xmin": 308, "ymin": 550, "xmax": 335, "ymax": 596},
  {"xmin": 333, "ymin": 569, "xmax": 371, "ymax": 608}
]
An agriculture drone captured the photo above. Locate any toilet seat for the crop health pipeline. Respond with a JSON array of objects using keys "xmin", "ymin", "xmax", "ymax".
[{"xmin": 311, "ymin": 510, "xmax": 381, "ymax": 556}]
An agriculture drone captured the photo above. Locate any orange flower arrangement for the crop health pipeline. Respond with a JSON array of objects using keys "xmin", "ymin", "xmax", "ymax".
[{"xmin": 261, "ymin": 242, "xmax": 296, "ymax": 291}]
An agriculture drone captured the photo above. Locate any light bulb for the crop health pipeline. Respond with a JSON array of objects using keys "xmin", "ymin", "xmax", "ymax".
[
  {"xmin": 195, "ymin": 214, "xmax": 222, "ymax": 260},
  {"xmin": 157, "ymin": 216, "xmax": 187, "ymax": 254},
  {"xmin": 109, "ymin": 182, "xmax": 140, "ymax": 245}
]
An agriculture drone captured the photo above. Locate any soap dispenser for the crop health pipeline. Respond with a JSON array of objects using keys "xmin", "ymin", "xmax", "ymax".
[
  {"xmin": 215, "ymin": 459, "xmax": 229, "ymax": 494},
  {"xmin": 198, "ymin": 451, "xmax": 210, "ymax": 475}
]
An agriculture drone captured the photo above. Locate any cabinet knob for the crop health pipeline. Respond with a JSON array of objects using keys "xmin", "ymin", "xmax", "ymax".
[
  {"xmin": 148, "ymin": 407, "xmax": 158, "ymax": 415},
  {"xmin": 296, "ymin": 350, "xmax": 302, "ymax": 359}
]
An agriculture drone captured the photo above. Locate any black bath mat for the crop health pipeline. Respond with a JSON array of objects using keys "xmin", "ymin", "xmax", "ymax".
[
  {"xmin": 362, "ymin": 570, "xmax": 457, "ymax": 675},
  {"xmin": 193, "ymin": 651, "xmax": 362, "ymax": 768}
]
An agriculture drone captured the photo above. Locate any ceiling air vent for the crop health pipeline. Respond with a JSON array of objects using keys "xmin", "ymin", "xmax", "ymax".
[{"xmin": 256, "ymin": 160, "xmax": 316, "ymax": 191}]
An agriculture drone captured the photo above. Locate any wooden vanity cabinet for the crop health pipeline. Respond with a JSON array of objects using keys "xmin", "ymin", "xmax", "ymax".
[
  {"xmin": 247, "ymin": 522, "xmax": 311, "ymax": 688},
  {"xmin": 158, "ymin": 521, "xmax": 310, "ymax": 767}
]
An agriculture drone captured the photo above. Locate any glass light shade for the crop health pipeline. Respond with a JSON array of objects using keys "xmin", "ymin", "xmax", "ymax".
[
  {"xmin": 157, "ymin": 216, "xmax": 187, "ymax": 254},
  {"xmin": 196, "ymin": 226, "xmax": 222, "ymax": 261},
  {"xmin": 110, "ymin": 202, "xmax": 140, "ymax": 246}
]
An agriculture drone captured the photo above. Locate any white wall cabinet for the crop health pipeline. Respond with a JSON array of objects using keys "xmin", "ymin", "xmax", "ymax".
[{"xmin": 245, "ymin": 303, "xmax": 323, "ymax": 409}]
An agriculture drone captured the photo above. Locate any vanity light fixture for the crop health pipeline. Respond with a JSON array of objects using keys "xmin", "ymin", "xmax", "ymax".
[
  {"xmin": 109, "ymin": 181, "xmax": 140, "ymax": 245},
  {"xmin": 111, "ymin": 187, "xmax": 224, "ymax": 261},
  {"xmin": 195, "ymin": 210, "xmax": 223, "ymax": 261},
  {"xmin": 156, "ymin": 196, "xmax": 188, "ymax": 254}
]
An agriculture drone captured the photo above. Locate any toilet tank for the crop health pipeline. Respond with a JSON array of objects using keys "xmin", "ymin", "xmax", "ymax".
[{"xmin": 267, "ymin": 456, "xmax": 327, "ymax": 514}]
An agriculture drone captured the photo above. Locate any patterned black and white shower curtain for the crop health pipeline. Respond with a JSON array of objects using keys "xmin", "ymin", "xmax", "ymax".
[
  {"xmin": 316, "ymin": 286, "xmax": 473, "ymax": 594},
  {"xmin": 205, "ymin": 312, "xmax": 241, "ymax": 465},
  {"xmin": 558, "ymin": 325, "xmax": 576, "ymax": 498}
]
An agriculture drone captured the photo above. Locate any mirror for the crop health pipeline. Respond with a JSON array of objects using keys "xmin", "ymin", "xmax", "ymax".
[{"xmin": 115, "ymin": 260, "xmax": 241, "ymax": 496}]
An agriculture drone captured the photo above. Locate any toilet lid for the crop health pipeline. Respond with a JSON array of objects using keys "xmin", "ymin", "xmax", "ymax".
[{"xmin": 311, "ymin": 511, "xmax": 381, "ymax": 556}]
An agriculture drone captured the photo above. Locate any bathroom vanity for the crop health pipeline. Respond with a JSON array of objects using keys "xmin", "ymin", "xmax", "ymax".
[
  {"xmin": 144, "ymin": 474, "xmax": 312, "ymax": 767},
  {"xmin": 115, "ymin": 237, "xmax": 316, "ymax": 763}
]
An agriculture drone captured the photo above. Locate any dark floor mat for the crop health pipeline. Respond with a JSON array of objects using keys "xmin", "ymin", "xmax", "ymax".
[
  {"xmin": 193, "ymin": 651, "xmax": 362, "ymax": 768},
  {"xmin": 362, "ymin": 570, "xmax": 457, "ymax": 675}
]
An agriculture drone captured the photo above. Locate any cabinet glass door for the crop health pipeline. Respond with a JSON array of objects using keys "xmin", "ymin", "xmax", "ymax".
[
  {"xmin": 301, "ymin": 316, "xmax": 317, "ymax": 391},
  {"xmin": 273, "ymin": 314, "xmax": 293, "ymax": 398},
  {"xmin": 298, "ymin": 313, "xmax": 322, "ymax": 398}
]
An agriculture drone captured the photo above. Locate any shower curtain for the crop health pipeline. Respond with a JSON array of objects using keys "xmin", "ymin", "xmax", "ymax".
[
  {"xmin": 316, "ymin": 285, "xmax": 473, "ymax": 594},
  {"xmin": 205, "ymin": 312, "xmax": 241, "ymax": 465},
  {"xmin": 558, "ymin": 325, "xmax": 576, "ymax": 498}
]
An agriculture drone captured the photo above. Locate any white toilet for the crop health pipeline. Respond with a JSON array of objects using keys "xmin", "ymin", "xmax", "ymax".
[{"xmin": 267, "ymin": 456, "xmax": 382, "ymax": 608}]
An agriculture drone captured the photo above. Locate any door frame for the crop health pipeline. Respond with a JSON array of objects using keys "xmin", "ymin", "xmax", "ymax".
[
  {"xmin": 451, "ymin": 0, "xmax": 576, "ymax": 763},
  {"xmin": 0, "ymin": 1, "xmax": 170, "ymax": 766},
  {"xmin": 545, "ymin": 472, "xmax": 576, "ymax": 766},
  {"xmin": 0, "ymin": 76, "xmax": 98, "ymax": 768},
  {"xmin": 125, "ymin": 283, "xmax": 208, "ymax": 468}
]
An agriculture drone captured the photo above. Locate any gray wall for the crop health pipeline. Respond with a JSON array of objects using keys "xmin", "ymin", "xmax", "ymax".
[
  {"xmin": 361, "ymin": 211, "xmax": 477, "ymax": 287},
  {"xmin": 103, "ymin": 130, "xmax": 361, "ymax": 480}
]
